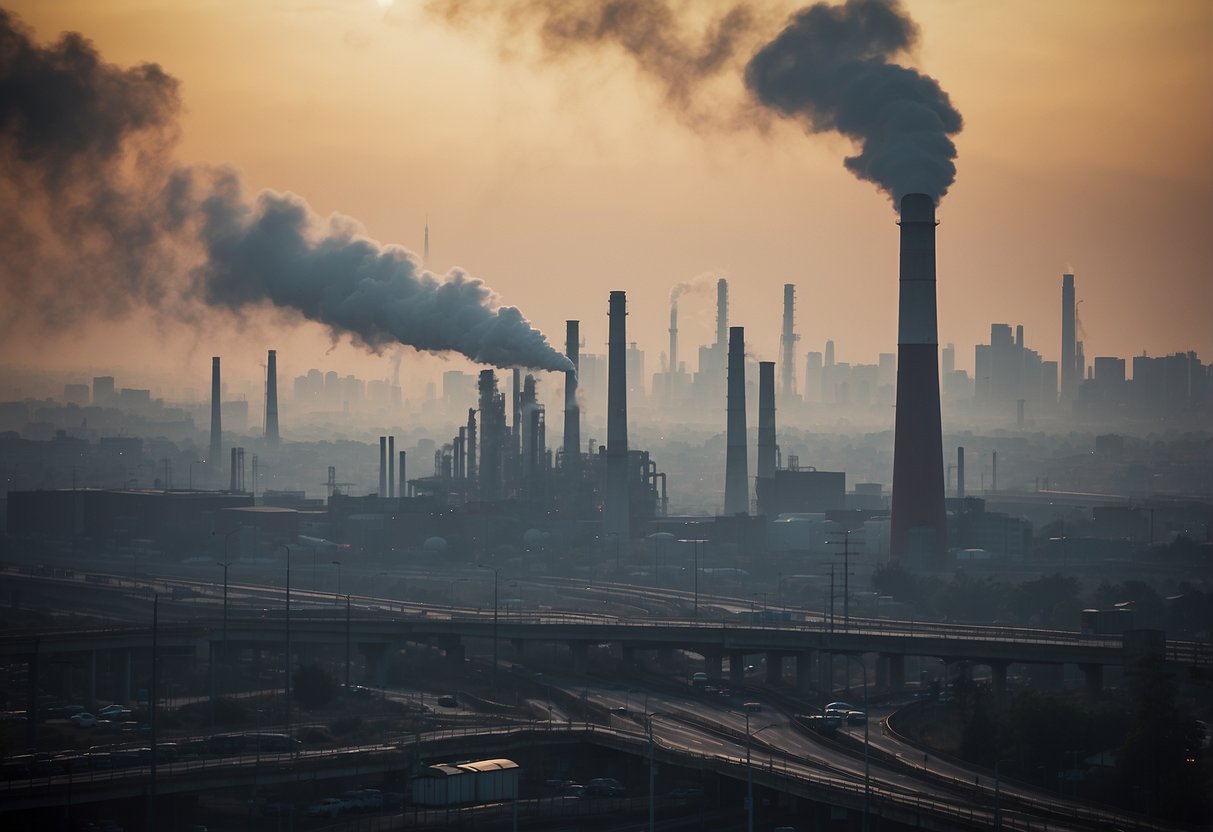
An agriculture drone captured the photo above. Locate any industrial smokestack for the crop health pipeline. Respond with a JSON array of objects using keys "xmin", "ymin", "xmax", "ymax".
[
  {"xmin": 890, "ymin": 193, "xmax": 946, "ymax": 562},
  {"xmin": 209, "ymin": 356, "xmax": 222, "ymax": 478},
  {"xmin": 715, "ymin": 278, "xmax": 729, "ymax": 348},
  {"xmin": 1061, "ymin": 274, "xmax": 1076, "ymax": 401},
  {"xmin": 388, "ymin": 435, "xmax": 396, "ymax": 497},
  {"xmin": 379, "ymin": 436, "xmax": 387, "ymax": 497},
  {"xmin": 564, "ymin": 320, "xmax": 580, "ymax": 471},
  {"xmin": 478, "ymin": 370, "xmax": 502, "ymax": 500},
  {"xmin": 724, "ymin": 326, "xmax": 749, "ymax": 514},
  {"xmin": 668, "ymin": 301, "xmax": 678, "ymax": 397},
  {"xmin": 957, "ymin": 446, "xmax": 965, "ymax": 499},
  {"xmin": 604, "ymin": 291, "xmax": 630, "ymax": 538},
  {"xmin": 466, "ymin": 408, "xmax": 478, "ymax": 485},
  {"xmin": 230, "ymin": 447, "xmax": 238, "ymax": 493},
  {"xmin": 757, "ymin": 361, "xmax": 776, "ymax": 481},
  {"xmin": 264, "ymin": 349, "xmax": 280, "ymax": 446},
  {"xmin": 780, "ymin": 284, "xmax": 798, "ymax": 399},
  {"xmin": 399, "ymin": 450, "xmax": 407, "ymax": 498}
]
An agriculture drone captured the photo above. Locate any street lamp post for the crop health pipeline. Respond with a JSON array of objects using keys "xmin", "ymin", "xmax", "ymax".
[
  {"xmin": 646, "ymin": 712, "xmax": 676, "ymax": 832},
  {"xmin": 843, "ymin": 654, "xmax": 871, "ymax": 832},
  {"xmin": 282, "ymin": 544, "xmax": 292, "ymax": 742},
  {"xmin": 737, "ymin": 714, "xmax": 779, "ymax": 832},
  {"xmin": 679, "ymin": 539, "xmax": 706, "ymax": 619}
]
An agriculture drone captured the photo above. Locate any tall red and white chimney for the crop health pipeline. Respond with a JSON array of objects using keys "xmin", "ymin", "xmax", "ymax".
[{"xmin": 891, "ymin": 193, "xmax": 947, "ymax": 562}]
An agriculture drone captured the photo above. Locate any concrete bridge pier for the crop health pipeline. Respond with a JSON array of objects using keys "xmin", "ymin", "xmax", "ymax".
[
  {"xmin": 702, "ymin": 650, "xmax": 723, "ymax": 679},
  {"xmin": 990, "ymin": 662, "xmax": 1008, "ymax": 705},
  {"xmin": 511, "ymin": 638, "xmax": 525, "ymax": 658},
  {"xmin": 620, "ymin": 643, "xmax": 637, "ymax": 668},
  {"xmin": 569, "ymin": 641, "xmax": 590, "ymax": 675},
  {"xmin": 729, "ymin": 651, "xmax": 745, "ymax": 683},
  {"xmin": 819, "ymin": 652, "xmax": 834, "ymax": 697},
  {"xmin": 1080, "ymin": 663, "xmax": 1103, "ymax": 700},
  {"xmin": 766, "ymin": 653, "xmax": 784, "ymax": 685},
  {"xmin": 877, "ymin": 653, "xmax": 905, "ymax": 694},
  {"xmin": 795, "ymin": 651, "xmax": 817, "ymax": 694},
  {"xmin": 25, "ymin": 647, "xmax": 39, "ymax": 747}
]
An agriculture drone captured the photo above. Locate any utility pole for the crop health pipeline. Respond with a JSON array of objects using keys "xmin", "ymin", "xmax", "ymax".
[{"xmin": 828, "ymin": 529, "xmax": 863, "ymax": 630}]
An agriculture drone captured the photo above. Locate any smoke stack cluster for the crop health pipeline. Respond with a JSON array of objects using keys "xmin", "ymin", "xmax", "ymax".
[
  {"xmin": 604, "ymin": 291, "xmax": 630, "ymax": 538},
  {"xmin": 890, "ymin": 193, "xmax": 946, "ymax": 561},
  {"xmin": 724, "ymin": 326, "xmax": 749, "ymax": 514}
]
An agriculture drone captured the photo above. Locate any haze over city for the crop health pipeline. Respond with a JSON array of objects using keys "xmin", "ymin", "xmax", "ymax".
[{"xmin": 0, "ymin": 2, "xmax": 1209, "ymax": 831}]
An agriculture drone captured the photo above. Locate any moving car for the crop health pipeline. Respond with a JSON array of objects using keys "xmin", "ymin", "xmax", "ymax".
[
  {"xmin": 305, "ymin": 798, "xmax": 346, "ymax": 818},
  {"xmin": 70, "ymin": 712, "xmax": 98, "ymax": 728}
]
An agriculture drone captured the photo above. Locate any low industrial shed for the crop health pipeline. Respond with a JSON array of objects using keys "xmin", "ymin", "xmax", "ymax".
[{"xmin": 411, "ymin": 758, "xmax": 519, "ymax": 807}]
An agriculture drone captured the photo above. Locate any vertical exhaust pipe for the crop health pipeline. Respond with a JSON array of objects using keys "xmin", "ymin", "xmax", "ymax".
[
  {"xmin": 604, "ymin": 291, "xmax": 630, "ymax": 538},
  {"xmin": 715, "ymin": 278, "xmax": 728, "ymax": 348},
  {"xmin": 668, "ymin": 302, "xmax": 678, "ymax": 397},
  {"xmin": 891, "ymin": 193, "xmax": 947, "ymax": 561},
  {"xmin": 757, "ymin": 361, "xmax": 777, "ymax": 481},
  {"xmin": 209, "ymin": 357, "xmax": 222, "ymax": 480},
  {"xmin": 564, "ymin": 321, "xmax": 580, "ymax": 471},
  {"xmin": 724, "ymin": 326, "xmax": 749, "ymax": 514},
  {"xmin": 378, "ymin": 436, "xmax": 387, "ymax": 497},
  {"xmin": 957, "ymin": 446, "xmax": 965, "ymax": 499},
  {"xmin": 388, "ymin": 435, "xmax": 395, "ymax": 497},
  {"xmin": 398, "ymin": 451, "xmax": 407, "ymax": 498},
  {"xmin": 466, "ymin": 408, "xmax": 478, "ymax": 485},
  {"xmin": 780, "ymin": 284, "xmax": 798, "ymax": 400},
  {"xmin": 264, "ymin": 349, "xmax": 280, "ymax": 446}
]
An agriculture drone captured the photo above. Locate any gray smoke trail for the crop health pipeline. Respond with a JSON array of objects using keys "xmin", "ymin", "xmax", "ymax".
[
  {"xmin": 669, "ymin": 273, "xmax": 717, "ymax": 304},
  {"xmin": 0, "ymin": 9, "xmax": 571, "ymax": 372},
  {"xmin": 428, "ymin": 0, "xmax": 962, "ymax": 203},
  {"xmin": 745, "ymin": 0, "xmax": 962, "ymax": 203},
  {"xmin": 427, "ymin": 0, "xmax": 762, "ymax": 128}
]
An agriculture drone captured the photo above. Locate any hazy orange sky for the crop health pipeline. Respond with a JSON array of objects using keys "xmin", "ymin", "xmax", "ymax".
[{"xmin": 4, "ymin": 0, "xmax": 1211, "ymax": 401}]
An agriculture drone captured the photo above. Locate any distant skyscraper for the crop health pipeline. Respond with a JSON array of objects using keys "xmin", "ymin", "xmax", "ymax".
[
  {"xmin": 423, "ymin": 218, "xmax": 430, "ymax": 268},
  {"xmin": 1061, "ymin": 274, "xmax": 1077, "ymax": 400},
  {"xmin": 942, "ymin": 343, "xmax": 955, "ymax": 376},
  {"xmin": 92, "ymin": 375, "xmax": 115, "ymax": 405}
]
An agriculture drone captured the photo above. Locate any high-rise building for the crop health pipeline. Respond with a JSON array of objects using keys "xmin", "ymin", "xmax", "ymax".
[{"xmin": 1061, "ymin": 274, "xmax": 1077, "ymax": 400}]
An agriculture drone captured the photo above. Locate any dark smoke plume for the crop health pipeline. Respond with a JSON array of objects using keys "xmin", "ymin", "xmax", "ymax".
[
  {"xmin": 0, "ymin": 9, "xmax": 571, "ymax": 372},
  {"xmin": 427, "ymin": 0, "xmax": 762, "ymax": 128},
  {"xmin": 427, "ymin": 0, "xmax": 962, "ymax": 203},
  {"xmin": 745, "ymin": 0, "xmax": 962, "ymax": 202}
]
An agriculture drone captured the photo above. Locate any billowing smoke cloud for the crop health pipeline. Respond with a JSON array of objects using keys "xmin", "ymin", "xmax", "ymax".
[
  {"xmin": 0, "ymin": 10, "xmax": 571, "ymax": 372},
  {"xmin": 427, "ymin": 0, "xmax": 761, "ymax": 128},
  {"xmin": 427, "ymin": 0, "xmax": 962, "ymax": 203},
  {"xmin": 744, "ymin": 0, "xmax": 962, "ymax": 203}
]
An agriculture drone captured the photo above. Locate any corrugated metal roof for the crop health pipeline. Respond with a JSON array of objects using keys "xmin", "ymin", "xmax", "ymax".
[{"xmin": 456, "ymin": 758, "xmax": 519, "ymax": 773}]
